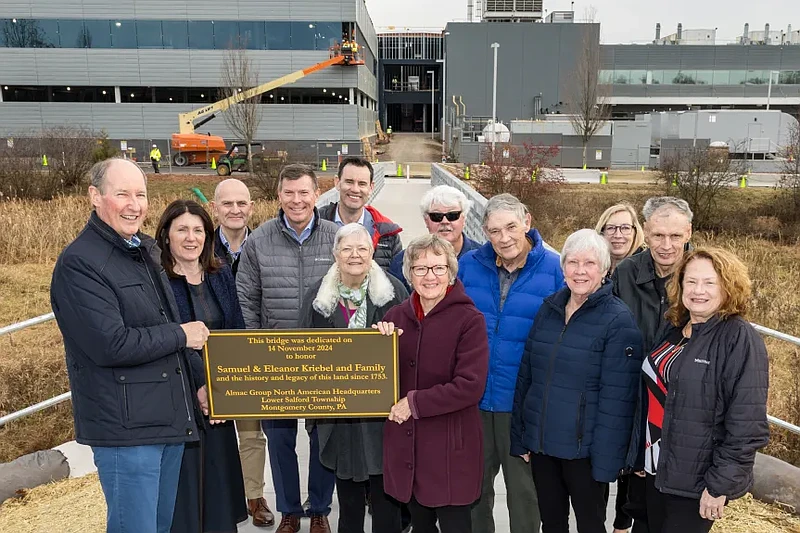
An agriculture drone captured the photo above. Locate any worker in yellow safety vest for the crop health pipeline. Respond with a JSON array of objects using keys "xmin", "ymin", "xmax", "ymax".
[
  {"xmin": 149, "ymin": 144, "xmax": 162, "ymax": 174},
  {"xmin": 351, "ymin": 40, "xmax": 359, "ymax": 60}
]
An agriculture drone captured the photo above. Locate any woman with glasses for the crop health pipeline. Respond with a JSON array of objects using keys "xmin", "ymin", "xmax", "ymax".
[
  {"xmin": 375, "ymin": 234, "xmax": 489, "ymax": 533},
  {"xmin": 300, "ymin": 223, "xmax": 408, "ymax": 533},
  {"xmin": 595, "ymin": 204, "xmax": 645, "ymax": 274}
]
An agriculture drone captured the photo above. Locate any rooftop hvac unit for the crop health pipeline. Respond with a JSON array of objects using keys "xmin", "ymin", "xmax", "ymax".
[{"xmin": 483, "ymin": 0, "xmax": 543, "ymax": 21}]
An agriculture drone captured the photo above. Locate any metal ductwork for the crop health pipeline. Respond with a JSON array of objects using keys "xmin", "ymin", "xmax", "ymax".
[
  {"xmin": 677, "ymin": 23, "xmax": 683, "ymax": 40},
  {"xmin": 655, "ymin": 23, "xmax": 661, "ymax": 40},
  {"xmin": 765, "ymin": 23, "xmax": 770, "ymax": 43}
]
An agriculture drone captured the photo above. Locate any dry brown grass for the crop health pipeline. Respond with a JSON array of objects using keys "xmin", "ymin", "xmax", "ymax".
[{"xmin": 1, "ymin": 474, "xmax": 797, "ymax": 533}]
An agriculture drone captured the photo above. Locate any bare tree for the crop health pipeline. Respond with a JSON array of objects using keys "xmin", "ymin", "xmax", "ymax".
[
  {"xmin": 566, "ymin": 18, "xmax": 609, "ymax": 169},
  {"xmin": 778, "ymin": 115, "xmax": 800, "ymax": 219},
  {"xmin": 218, "ymin": 46, "xmax": 263, "ymax": 172},
  {"xmin": 658, "ymin": 145, "xmax": 744, "ymax": 229}
]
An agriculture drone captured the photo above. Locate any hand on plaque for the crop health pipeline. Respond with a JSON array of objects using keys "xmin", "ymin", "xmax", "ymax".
[
  {"xmin": 372, "ymin": 321, "xmax": 403, "ymax": 337},
  {"xmin": 197, "ymin": 385, "xmax": 226, "ymax": 425},
  {"xmin": 388, "ymin": 397, "xmax": 412, "ymax": 424}
]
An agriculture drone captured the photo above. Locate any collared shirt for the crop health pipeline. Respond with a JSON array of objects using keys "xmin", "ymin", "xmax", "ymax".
[
  {"xmin": 496, "ymin": 236, "xmax": 533, "ymax": 311},
  {"xmin": 334, "ymin": 206, "xmax": 375, "ymax": 236},
  {"xmin": 219, "ymin": 227, "xmax": 250, "ymax": 262},
  {"xmin": 283, "ymin": 213, "xmax": 316, "ymax": 244},
  {"xmin": 124, "ymin": 234, "xmax": 141, "ymax": 249}
]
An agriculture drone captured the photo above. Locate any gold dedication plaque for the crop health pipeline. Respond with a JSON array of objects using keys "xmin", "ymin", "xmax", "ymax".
[{"xmin": 203, "ymin": 329, "xmax": 398, "ymax": 419}]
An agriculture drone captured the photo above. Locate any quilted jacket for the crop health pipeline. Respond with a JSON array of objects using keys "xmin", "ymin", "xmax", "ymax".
[
  {"xmin": 458, "ymin": 229, "xmax": 564, "ymax": 412},
  {"xmin": 236, "ymin": 209, "xmax": 337, "ymax": 329},
  {"xmin": 510, "ymin": 282, "xmax": 644, "ymax": 483}
]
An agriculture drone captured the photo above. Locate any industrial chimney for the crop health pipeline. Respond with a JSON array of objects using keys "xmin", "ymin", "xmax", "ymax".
[
  {"xmin": 743, "ymin": 22, "xmax": 749, "ymax": 43},
  {"xmin": 655, "ymin": 23, "xmax": 661, "ymax": 41},
  {"xmin": 765, "ymin": 23, "xmax": 770, "ymax": 44},
  {"xmin": 677, "ymin": 23, "xmax": 683, "ymax": 41}
]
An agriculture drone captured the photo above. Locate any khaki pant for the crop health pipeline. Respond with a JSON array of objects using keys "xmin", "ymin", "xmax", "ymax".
[
  {"xmin": 236, "ymin": 418, "xmax": 266, "ymax": 499},
  {"xmin": 471, "ymin": 411, "xmax": 541, "ymax": 533}
]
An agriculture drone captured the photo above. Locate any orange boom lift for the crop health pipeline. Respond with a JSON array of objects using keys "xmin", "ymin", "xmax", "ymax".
[{"xmin": 170, "ymin": 50, "xmax": 364, "ymax": 166}]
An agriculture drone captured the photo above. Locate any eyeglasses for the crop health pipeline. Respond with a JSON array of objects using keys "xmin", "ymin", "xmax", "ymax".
[
  {"xmin": 601, "ymin": 224, "xmax": 634, "ymax": 236},
  {"xmin": 427, "ymin": 211, "xmax": 462, "ymax": 223},
  {"xmin": 339, "ymin": 246, "xmax": 371, "ymax": 257},
  {"xmin": 411, "ymin": 265, "xmax": 449, "ymax": 277}
]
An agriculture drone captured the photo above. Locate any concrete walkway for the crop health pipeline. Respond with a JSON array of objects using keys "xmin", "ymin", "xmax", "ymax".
[{"xmin": 57, "ymin": 174, "xmax": 622, "ymax": 532}]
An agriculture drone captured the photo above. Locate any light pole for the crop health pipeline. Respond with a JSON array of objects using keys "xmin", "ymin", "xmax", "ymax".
[
  {"xmin": 428, "ymin": 70, "xmax": 435, "ymax": 139},
  {"xmin": 490, "ymin": 42, "xmax": 500, "ymax": 152},
  {"xmin": 766, "ymin": 70, "xmax": 780, "ymax": 110}
]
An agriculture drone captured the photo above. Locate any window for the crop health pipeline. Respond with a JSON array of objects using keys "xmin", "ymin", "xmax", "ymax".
[
  {"xmin": 122, "ymin": 86, "xmax": 155, "ymax": 103},
  {"xmin": 188, "ymin": 21, "xmax": 213, "ymax": 50},
  {"xmin": 599, "ymin": 70, "xmax": 615, "ymax": 84},
  {"xmin": 695, "ymin": 70, "xmax": 713, "ymax": 85},
  {"xmin": 162, "ymin": 21, "xmax": 188, "ymax": 49},
  {"xmin": 239, "ymin": 21, "xmax": 265, "ymax": 50},
  {"xmin": 745, "ymin": 70, "xmax": 768, "ymax": 84},
  {"xmin": 780, "ymin": 70, "xmax": 800, "ymax": 84},
  {"xmin": 629, "ymin": 70, "xmax": 647, "ymax": 85},
  {"xmin": 613, "ymin": 70, "xmax": 630, "ymax": 84},
  {"xmin": 136, "ymin": 20, "xmax": 162, "ymax": 48},
  {"xmin": 265, "ymin": 22, "xmax": 291, "ymax": 50},
  {"xmin": 1, "ymin": 18, "xmax": 59, "ymax": 47},
  {"xmin": 83, "ymin": 20, "xmax": 112, "ymax": 48},
  {"xmin": 672, "ymin": 71, "xmax": 696, "ymax": 84},
  {"xmin": 712, "ymin": 70, "xmax": 730, "ymax": 85},
  {"xmin": 212, "ymin": 20, "xmax": 239, "ymax": 49},
  {"xmin": 314, "ymin": 22, "xmax": 342, "ymax": 51},
  {"xmin": 58, "ymin": 19, "xmax": 87, "ymax": 48},
  {"xmin": 291, "ymin": 21, "xmax": 319, "ymax": 50},
  {"xmin": 111, "ymin": 20, "xmax": 137, "ymax": 48},
  {"xmin": 728, "ymin": 70, "xmax": 746, "ymax": 85}
]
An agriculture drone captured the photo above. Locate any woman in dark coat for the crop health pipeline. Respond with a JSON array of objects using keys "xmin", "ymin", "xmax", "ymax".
[
  {"xmin": 375, "ymin": 234, "xmax": 489, "ymax": 533},
  {"xmin": 630, "ymin": 247, "xmax": 769, "ymax": 533},
  {"xmin": 300, "ymin": 223, "xmax": 408, "ymax": 533},
  {"xmin": 155, "ymin": 200, "xmax": 247, "ymax": 533},
  {"xmin": 510, "ymin": 229, "xmax": 643, "ymax": 533}
]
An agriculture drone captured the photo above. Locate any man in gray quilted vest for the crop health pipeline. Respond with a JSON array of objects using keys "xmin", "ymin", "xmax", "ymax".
[{"xmin": 236, "ymin": 164, "xmax": 338, "ymax": 533}]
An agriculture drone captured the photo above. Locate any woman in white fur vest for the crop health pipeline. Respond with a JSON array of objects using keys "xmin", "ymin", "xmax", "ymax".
[{"xmin": 300, "ymin": 223, "xmax": 409, "ymax": 533}]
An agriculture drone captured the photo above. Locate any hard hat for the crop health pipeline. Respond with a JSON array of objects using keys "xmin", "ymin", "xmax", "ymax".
[{"xmin": 152, "ymin": 144, "xmax": 157, "ymax": 148}]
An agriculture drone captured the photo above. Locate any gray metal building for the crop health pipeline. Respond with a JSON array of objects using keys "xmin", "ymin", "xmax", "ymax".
[{"xmin": 0, "ymin": 0, "xmax": 379, "ymax": 161}]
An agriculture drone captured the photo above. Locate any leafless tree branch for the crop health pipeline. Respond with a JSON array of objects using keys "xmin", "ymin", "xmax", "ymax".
[{"xmin": 218, "ymin": 45, "xmax": 262, "ymax": 172}]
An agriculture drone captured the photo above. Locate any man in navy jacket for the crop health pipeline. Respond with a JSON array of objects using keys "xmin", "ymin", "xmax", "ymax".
[
  {"xmin": 51, "ymin": 158, "xmax": 211, "ymax": 533},
  {"xmin": 459, "ymin": 193, "xmax": 564, "ymax": 533}
]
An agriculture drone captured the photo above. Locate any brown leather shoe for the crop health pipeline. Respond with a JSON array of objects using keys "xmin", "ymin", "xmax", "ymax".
[
  {"xmin": 310, "ymin": 515, "xmax": 331, "ymax": 533},
  {"xmin": 247, "ymin": 497, "xmax": 275, "ymax": 527},
  {"xmin": 276, "ymin": 514, "xmax": 301, "ymax": 533}
]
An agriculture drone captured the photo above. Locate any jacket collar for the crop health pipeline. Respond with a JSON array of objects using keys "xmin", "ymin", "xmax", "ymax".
[
  {"xmin": 398, "ymin": 279, "xmax": 472, "ymax": 323},
  {"xmin": 87, "ymin": 211, "xmax": 157, "ymax": 257},
  {"xmin": 312, "ymin": 260, "xmax": 397, "ymax": 318},
  {"xmin": 277, "ymin": 207, "xmax": 319, "ymax": 236}
]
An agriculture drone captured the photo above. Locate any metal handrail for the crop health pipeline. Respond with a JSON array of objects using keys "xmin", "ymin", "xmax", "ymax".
[{"xmin": 1, "ymin": 307, "xmax": 800, "ymax": 435}]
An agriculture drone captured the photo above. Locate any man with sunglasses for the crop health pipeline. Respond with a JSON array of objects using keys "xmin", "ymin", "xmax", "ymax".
[
  {"xmin": 319, "ymin": 157, "xmax": 403, "ymax": 271},
  {"xmin": 389, "ymin": 185, "xmax": 481, "ymax": 292},
  {"xmin": 458, "ymin": 193, "xmax": 564, "ymax": 533}
]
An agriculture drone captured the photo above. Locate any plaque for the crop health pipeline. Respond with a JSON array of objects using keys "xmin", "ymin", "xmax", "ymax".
[{"xmin": 203, "ymin": 329, "xmax": 398, "ymax": 419}]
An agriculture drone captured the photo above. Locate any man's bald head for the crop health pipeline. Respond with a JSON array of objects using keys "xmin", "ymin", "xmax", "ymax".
[
  {"xmin": 90, "ymin": 158, "xmax": 147, "ymax": 194},
  {"xmin": 214, "ymin": 178, "xmax": 251, "ymax": 202},
  {"xmin": 211, "ymin": 178, "xmax": 254, "ymax": 232}
]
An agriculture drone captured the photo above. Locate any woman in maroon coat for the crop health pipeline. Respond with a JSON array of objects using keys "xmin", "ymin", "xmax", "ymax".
[{"xmin": 374, "ymin": 234, "xmax": 489, "ymax": 533}]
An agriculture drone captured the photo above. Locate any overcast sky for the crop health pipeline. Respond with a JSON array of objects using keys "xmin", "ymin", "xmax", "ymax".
[{"xmin": 365, "ymin": 0, "xmax": 800, "ymax": 44}]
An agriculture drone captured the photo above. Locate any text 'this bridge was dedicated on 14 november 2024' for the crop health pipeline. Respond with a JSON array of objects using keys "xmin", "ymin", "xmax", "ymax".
[{"xmin": 203, "ymin": 330, "xmax": 399, "ymax": 418}]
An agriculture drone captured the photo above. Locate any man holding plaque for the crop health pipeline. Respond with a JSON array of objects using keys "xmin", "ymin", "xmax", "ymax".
[{"xmin": 237, "ymin": 164, "xmax": 338, "ymax": 533}]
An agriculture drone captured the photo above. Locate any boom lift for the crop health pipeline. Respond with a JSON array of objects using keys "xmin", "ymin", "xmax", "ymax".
[{"xmin": 170, "ymin": 50, "xmax": 364, "ymax": 167}]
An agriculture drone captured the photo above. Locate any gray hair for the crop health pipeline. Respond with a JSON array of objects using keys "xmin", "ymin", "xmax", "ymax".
[
  {"xmin": 419, "ymin": 185, "xmax": 471, "ymax": 217},
  {"xmin": 642, "ymin": 197, "xmax": 693, "ymax": 223},
  {"xmin": 402, "ymin": 234, "xmax": 459, "ymax": 286},
  {"xmin": 560, "ymin": 229, "xmax": 612, "ymax": 274},
  {"xmin": 89, "ymin": 158, "xmax": 147, "ymax": 192},
  {"xmin": 333, "ymin": 223, "xmax": 373, "ymax": 254},
  {"xmin": 482, "ymin": 193, "xmax": 529, "ymax": 228}
]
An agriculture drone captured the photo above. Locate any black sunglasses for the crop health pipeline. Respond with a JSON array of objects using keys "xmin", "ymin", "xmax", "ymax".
[{"xmin": 427, "ymin": 211, "xmax": 462, "ymax": 223}]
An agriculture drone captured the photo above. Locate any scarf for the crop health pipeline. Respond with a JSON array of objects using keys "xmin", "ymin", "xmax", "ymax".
[{"xmin": 338, "ymin": 276, "xmax": 369, "ymax": 329}]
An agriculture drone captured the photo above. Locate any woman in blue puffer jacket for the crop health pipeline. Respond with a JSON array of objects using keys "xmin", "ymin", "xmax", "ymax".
[{"xmin": 511, "ymin": 229, "xmax": 644, "ymax": 533}]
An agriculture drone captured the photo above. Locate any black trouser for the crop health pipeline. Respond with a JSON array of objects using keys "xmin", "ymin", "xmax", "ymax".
[
  {"xmin": 336, "ymin": 475, "xmax": 401, "ymax": 533},
  {"xmin": 407, "ymin": 496, "xmax": 473, "ymax": 533},
  {"xmin": 604, "ymin": 474, "xmax": 633, "ymax": 530},
  {"xmin": 626, "ymin": 474, "xmax": 650, "ymax": 533},
  {"xmin": 529, "ymin": 454, "xmax": 607, "ymax": 533},
  {"xmin": 151, "ymin": 158, "xmax": 160, "ymax": 173},
  {"xmin": 644, "ymin": 475, "xmax": 713, "ymax": 533}
]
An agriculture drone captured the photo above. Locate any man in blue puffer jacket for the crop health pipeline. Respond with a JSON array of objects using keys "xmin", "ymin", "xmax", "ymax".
[{"xmin": 459, "ymin": 193, "xmax": 564, "ymax": 533}]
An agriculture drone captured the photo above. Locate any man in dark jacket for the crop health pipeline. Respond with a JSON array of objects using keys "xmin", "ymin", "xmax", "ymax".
[
  {"xmin": 390, "ymin": 185, "xmax": 481, "ymax": 292},
  {"xmin": 50, "ymin": 158, "xmax": 211, "ymax": 533},
  {"xmin": 318, "ymin": 156, "xmax": 402, "ymax": 271},
  {"xmin": 612, "ymin": 196, "xmax": 693, "ymax": 533},
  {"xmin": 459, "ymin": 193, "xmax": 564, "ymax": 533},
  {"xmin": 236, "ymin": 164, "xmax": 337, "ymax": 533},
  {"xmin": 210, "ymin": 178, "xmax": 275, "ymax": 527}
]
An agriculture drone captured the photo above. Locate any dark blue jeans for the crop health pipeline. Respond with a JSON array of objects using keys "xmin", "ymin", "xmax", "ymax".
[
  {"xmin": 262, "ymin": 419, "xmax": 335, "ymax": 517},
  {"xmin": 92, "ymin": 443, "xmax": 185, "ymax": 533}
]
